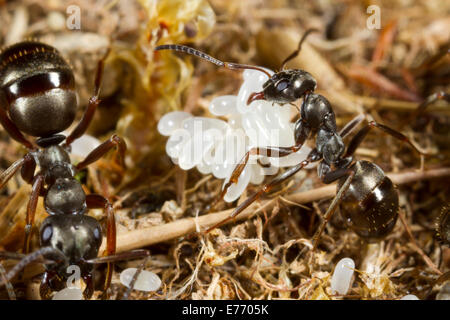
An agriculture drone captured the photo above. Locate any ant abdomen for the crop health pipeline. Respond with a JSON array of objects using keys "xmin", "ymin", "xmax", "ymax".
[
  {"xmin": 338, "ymin": 160, "xmax": 399, "ymax": 239},
  {"xmin": 0, "ymin": 41, "xmax": 76, "ymax": 137}
]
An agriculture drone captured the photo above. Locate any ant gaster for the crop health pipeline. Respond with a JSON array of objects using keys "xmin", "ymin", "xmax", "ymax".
[
  {"xmin": 155, "ymin": 30, "xmax": 446, "ymax": 245},
  {"xmin": 0, "ymin": 41, "xmax": 131, "ymax": 299}
]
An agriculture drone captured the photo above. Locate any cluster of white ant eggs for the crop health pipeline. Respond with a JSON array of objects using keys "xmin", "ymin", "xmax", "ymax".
[{"xmin": 158, "ymin": 69, "xmax": 312, "ymax": 202}]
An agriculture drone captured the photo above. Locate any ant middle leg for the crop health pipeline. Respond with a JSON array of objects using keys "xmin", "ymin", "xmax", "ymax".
[
  {"xmin": 311, "ymin": 168, "xmax": 355, "ymax": 251},
  {"xmin": 344, "ymin": 120, "xmax": 429, "ymax": 158},
  {"xmin": 0, "ymin": 157, "xmax": 26, "ymax": 190},
  {"xmin": 338, "ymin": 114, "xmax": 365, "ymax": 139},
  {"xmin": 75, "ymin": 134, "xmax": 126, "ymax": 171},
  {"xmin": 23, "ymin": 174, "xmax": 45, "ymax": 254}
]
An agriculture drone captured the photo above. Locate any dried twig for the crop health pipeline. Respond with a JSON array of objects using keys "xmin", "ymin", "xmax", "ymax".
[{"xmin": 100, "ymin": 167, "xmax": 450, "ymax": 254}]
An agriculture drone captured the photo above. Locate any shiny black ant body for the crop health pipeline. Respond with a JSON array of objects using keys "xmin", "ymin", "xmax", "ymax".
[
  {"xmin": 0, "ymin": 40, "xmax": 132, "ymax": 299},
  {"xmin": 155, "ymin": 30, "xmax": 448, "ymax": 244}
]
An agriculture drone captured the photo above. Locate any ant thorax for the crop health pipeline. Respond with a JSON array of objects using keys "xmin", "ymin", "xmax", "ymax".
[
  {"xmin": 33, "ymin": 145, "xmax": 76, "ymax": 183},
  {"xmin": 158, "ymin": 69, "xmax": 314, "ymax": 202}
]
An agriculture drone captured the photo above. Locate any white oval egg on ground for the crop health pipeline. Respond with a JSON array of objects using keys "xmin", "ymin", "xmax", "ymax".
[
  {"xmin": 52, "ymin": 287, "xmax": 83, "ymax": 300},
  {"xmin": 400, "ymin": 295, "xmax": 419, "ymax": 300},
  {"xmin": 330, "ymin": 257, "xmax": 355, "ymax": 295},
  {"xmin": 120, "ymin": 268, "xmax": 162, "ymax": 292}
]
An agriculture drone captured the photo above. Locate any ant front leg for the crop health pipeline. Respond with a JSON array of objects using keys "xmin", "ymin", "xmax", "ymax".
[
  {"xmin": 39, "ymin": 271, "xmax": 55, "ymax": 300},
  {"xmin": 86, "ymin": 194, "xmax": 116, "ymax": 299},
  {"xmin": 23, "ymin": 174, "xmax": 45, "ymax": 254},
  {"xmin": 82, "ymin": 273, "xmax": 94, "ymax": 300},
  {"xmin": 75, "ymin": 134, "xmax": 126, "ymax": 171},
  {"xmin": 0, "ymin": 158, "xmax": 26, "ymax": 190},
  {"xmin": 0, "ymin": 152, "xmax": 35, "ymax": 191},
  {"xmin": 208, "ymin": 120, "xmax": 311, "ymax": 212},
  {"xmin": 205, "ymin": 150, "xmax": 321, "ymax": 233},
  {"xmin": 64, "ymin": 48, "xmax": 111, "ymax": 146}
]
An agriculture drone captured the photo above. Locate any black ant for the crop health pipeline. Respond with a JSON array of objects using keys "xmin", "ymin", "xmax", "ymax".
[
  {"xmin": 0, "ymin": 40, "xmax": 135, "ymax": 299},
  {"xmin": 155, "ymin": 30, "xmax": 449, "ymax": 245}
]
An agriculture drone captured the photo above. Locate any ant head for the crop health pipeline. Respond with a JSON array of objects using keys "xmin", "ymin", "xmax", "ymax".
[
  {"xmin": 40, "ymin": 215, "xmax": 102, "ymax": 275},
  {"xmin": 45, "ymin": 177, "xmax": 86, "ymax": 215},
  {"xmin": 247, "ymin": 70, "xmax": 317, "ymax": 105}
]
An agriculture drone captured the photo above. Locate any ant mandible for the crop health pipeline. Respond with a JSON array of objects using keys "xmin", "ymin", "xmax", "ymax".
[
  {"xmin": 0, "ymin": 40, "xmax": 127, "ymax": 299},
  {"xmin": 155, "ymin": 30, "xmax": 449, "ymax": 243}
]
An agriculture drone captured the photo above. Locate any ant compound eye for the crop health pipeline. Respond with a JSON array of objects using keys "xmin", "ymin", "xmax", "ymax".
[
  {"xmin": 93, "ymin": 227, "xmax": 101, "ymax": 241},
  {"xmin": 41, "ymin": 224, "xmax": 53, "ymax": 244},
  {"xmin": 276, "ymin": 80, "xmax": 289, "ymax": 91}
]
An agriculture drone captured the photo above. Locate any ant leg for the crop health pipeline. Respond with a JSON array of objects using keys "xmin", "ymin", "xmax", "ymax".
[
  {"xmin": 75, "ymin": 134, "xmax": 126, "ymax": 171},
  {"xmin": 39, "ymin": 271, "xmax": 54, "ymax": 300},
  {"xmin": 209, "ymin": 122, "xmax": 310, "ymax": 212},
  {"xmin": 64, "ymin": 48, "xmax": 111, "ymax": 146},
  {"xmin": 339, "ymin": 114, "xmax": 365, "ymax": 139},
  {"xmin": 23, "ymin": 175, "xmax": 45, "ymax": 254},
  {"xmin": 208, "ymin": 146, "xmax": 300, "ymax": 213},
  {"xmin": 344, "ymin": 120, "xmax": 428, "ymax": 158},
  {"xmin": 311, "ymin": 169, "xmax": 355, "ymax": 251},
  {"xmin": 280, "ymin": 28, "xmax": 319, "ymax": 70},
  {"xmin": 0, "ymin": 157, "xmax": 25, "ymax": 190},
  {"xmin": 82, "ymin": 273, "xmax": 94, "ymax": 300},
  {"xmin": 20, "ymin": 153, "xmax": 36, "ymax": 184},
  {"xmin": 0, "ymin": 107, "xmax": 34, "ymax": 149},
  {"xmin": 205, "ymin": 150, "xmax": 321, "ymax": 233},
  {"xmin": 86, "ymin": 194, "xmax": 116, "ymax": 298}
]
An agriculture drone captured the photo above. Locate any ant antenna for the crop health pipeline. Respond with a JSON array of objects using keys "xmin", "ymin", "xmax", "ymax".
[
  {"xmin": 155, "ymin": 44, "xmax": 273, "ymax": 78},
  {"xmin": 280, "ymin": 28, "xmax": 319, "ymax": 70},
  {"xmin": 0, "ymin": 247, "xmax": 67, "ymax": 287}
]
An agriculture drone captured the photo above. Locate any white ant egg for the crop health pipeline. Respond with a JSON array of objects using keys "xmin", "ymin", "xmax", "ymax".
[
  {"xmin": 158, "ymin": 111, "xmax": 192, "ymax": 136},
  {"xmin": 330, "ymin": 257, "xmax": 355, "ymax": 295},
  {"xmin": 400, "ymin": 295, "xmax": 419, "ymax": 300},
  {"xmin": 52, "ymin": 287, "xmax": 83, "ymax": 300},
  {"xmin": 64, "ymin": 131, "xmax": 100, "ymax": 159},
  {"xmin": 120, "ymin": 268, "xmax": 162, "ymax": 292}
]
